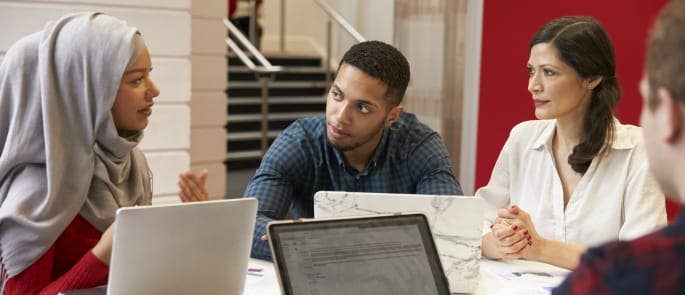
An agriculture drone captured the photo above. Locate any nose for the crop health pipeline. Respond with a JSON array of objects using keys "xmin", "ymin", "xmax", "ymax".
[
  {"xmin": 528, "ymin": 74, "xmax": 543, "ymax": 94},
  {"xmin": 146, "ymin": 78, "xmax": 160, "ymax": 100},
  {"xmin": 333, "ymin": 100, "xmax": 353, "ymax": 126}
]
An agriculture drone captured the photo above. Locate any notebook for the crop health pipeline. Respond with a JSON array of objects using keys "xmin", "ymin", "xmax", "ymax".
[
  {"xmin": 314, "ymin": 191, "xmax": 484, "ymax": 293},
  {"xmin": 61, "ymin": 198, "xmax": 258, "ymax": 295},
  {"xmin": 267, "ymin": 213, "xmax": 451, "ymax": 295}
]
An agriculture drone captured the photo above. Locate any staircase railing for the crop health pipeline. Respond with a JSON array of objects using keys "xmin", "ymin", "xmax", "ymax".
[
  {"xmin": 224, "ymin": 18, "xmax": 281, "ymax": 156},
  {"xmin": 251, "ymin": 0, "xmax": 367, "ymax": 84},
  {"xmin": 313, "ymin": 0, "xmax": 367, "ymax": 85},
  {"xmin": 227, "ymin": 0, "xmax": 367, "ymax": 158}
]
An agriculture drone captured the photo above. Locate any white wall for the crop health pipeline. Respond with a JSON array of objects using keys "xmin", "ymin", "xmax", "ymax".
[
  {"xmin": 260, "ymin": 0, "xmax": 327, "ymax": 55},
  {"xmin": 0, "ymin": 0, "xmax": 194, "ymax": 204},
  {"xmin": 190, "ymin": 0, "xmax": 228, "ymax": 200}
]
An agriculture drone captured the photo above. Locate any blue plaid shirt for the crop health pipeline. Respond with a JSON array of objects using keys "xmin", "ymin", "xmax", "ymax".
[{"xmin": 243, "ymin": 112, "xmax": 463, "ymax": 260}]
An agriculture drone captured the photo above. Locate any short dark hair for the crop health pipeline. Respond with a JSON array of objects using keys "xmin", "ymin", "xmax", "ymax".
[
  {"xmin": 531, "ymin": 16, "xmax": 620, "ymax": 174},
  {"xmin": 337, "ymin": 40, "xmax": 410, "ymax": 106},
  {"xmin": 646, "ymin": 0, "xmax": 685, "ymax": 109}
]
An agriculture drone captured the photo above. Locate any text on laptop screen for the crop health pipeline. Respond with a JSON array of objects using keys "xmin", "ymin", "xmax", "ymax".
[{"xmin": 269, "ymin": 215, "xmax": 449, "ymax": 295}]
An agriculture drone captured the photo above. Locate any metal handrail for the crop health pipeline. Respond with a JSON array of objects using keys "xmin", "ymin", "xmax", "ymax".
[
  {"xmin": 224, "ymin": 17, "xmax": 281, "ymax": 156},
  {"xmin": 224, "ymin": 18, "xmax": 281, "ymax": 74},
  {"xmin": 312, "ymin": 0, "xmax": 367, "ymax": 85},
  {"xmin": 225, "ymin": 1, "xmax": 367, "ymax": 157},
  {"xmin": 313, "ymin": 0, "xmax": 367, "ymax": 43}
]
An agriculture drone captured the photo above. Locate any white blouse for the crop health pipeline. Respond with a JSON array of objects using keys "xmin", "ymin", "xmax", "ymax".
[{"xmin": 476, "ymin": 119, "xmax": 667, "ymax": 247}]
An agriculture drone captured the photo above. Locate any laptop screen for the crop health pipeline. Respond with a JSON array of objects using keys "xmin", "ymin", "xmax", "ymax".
[{"xmin": 268, "ymin": 214, "xmax": 450, "ymax": 295}]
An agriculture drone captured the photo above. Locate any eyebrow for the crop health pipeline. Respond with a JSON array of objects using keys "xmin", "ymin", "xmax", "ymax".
[
  {"xmin": 332, "ymin": 84, "xmax": 378, "ymax": 108},
  {"xmin": 527, "ymin": 63, "xmax": 561, "ymax": 71},
  {"xmin": 123, "ymin": 67, "xmax": 152, "ymax": 75}
]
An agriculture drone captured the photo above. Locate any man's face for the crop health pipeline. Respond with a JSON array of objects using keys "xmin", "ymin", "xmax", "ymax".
[
  {"xmin": 639, "ymin": 74, "xmax": 676, "ymax": 197},
  {"xmin": 325, "ymin": 64, "xmax": 401, "ymax": 152}
]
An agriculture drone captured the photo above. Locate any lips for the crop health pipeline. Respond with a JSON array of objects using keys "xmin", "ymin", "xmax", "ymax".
[
  {"xmin": 138, "ymin": 105, "xmax": 153, "ymax": 117},
  {"xmin": 533, "ymin": 99, "xmax": 549, "ymax": 107},
  {"xmin": 327, "ymin": 123, "xmax": 349, "ymax": 139}
]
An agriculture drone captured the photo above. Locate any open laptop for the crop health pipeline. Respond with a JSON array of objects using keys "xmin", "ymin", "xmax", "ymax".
[
  {"xmin": 267, "ymin": 213, "xmax": 451, "ymax": 295},
  {"xmin": 61, "ymin": 198, "xmax": 257, "ymax": 295},
  {"xmin": 314, "ymin": 191, "xmax": 483, "ymax": 293}
]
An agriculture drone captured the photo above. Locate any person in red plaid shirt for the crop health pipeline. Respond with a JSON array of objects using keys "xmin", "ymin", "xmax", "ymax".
[{"xmin": 554, "ymin": 1, "xmax": 685, "ymax": 294}]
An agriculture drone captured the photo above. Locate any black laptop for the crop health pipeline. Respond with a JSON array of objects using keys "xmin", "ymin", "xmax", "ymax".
[{"xmin": 267, "ymin": 213, "xmax": 450, "ymax": 295}]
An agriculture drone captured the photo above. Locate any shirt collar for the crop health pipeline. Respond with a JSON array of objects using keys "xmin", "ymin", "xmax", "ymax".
[
  {"xmin": 529, "ymin": 120, "xmax": 556, "ymax": 150},
  {"xmin": 528, "ymin": 118, "xmax": 636, "ymax": 151},
  {"xmin": 610, "ymin": 119, "xmax": 636, "ymax": 150}
]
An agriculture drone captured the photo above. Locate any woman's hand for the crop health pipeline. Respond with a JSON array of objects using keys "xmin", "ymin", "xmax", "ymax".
[
  {"xmin": 482, "ymin": 220, "xmax": 530, "ymax": 260},
  {"xmin": 92, "ymin": 222, "xmax": 116, "ymax": 265},
  {"xmin": 177, "ymin": 169, "xmax": 208, "ymax": 202},
  {"xmin": 496, "ymin": 204, "xmax": 545, "ymax": 261},
  {"xmin": 496, "ymin": 204, "xmax": 587, "ymax": 269}
]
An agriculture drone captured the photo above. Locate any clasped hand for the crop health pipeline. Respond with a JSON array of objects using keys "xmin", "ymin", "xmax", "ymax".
[{"xmin": 488, "ymin": 204, "xmax": 542, "ymax": 260}]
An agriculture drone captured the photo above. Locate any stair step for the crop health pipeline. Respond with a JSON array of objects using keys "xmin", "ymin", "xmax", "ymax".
[
  {"xmin": 228, "ymin": 138, "xmax": 276, "ymax": 152},
  {"xmin": 226, "ymin": 53, "xmax": 327, "ymax": 171},
  {"xmin": 226, "ymin": 87, "xmax": 327, "ymax": 97},
  {"xmin": 229, "ymin": 66, "xmax": 329, "ymax": 73},
  {"xmin": 227, "ymin": 112, "xmax": 323, "ymax": 122},
  {"xmin": 226, "ymin": 120, "xmax": 297, "ymax": 132},
  {"xmin": 226, "ymin": 150, "xmax": 262, "ymax": 160},
  {"xmin": 228, "ymin": 131, "xmax": 280, "ymax": 141},
  {"xmin": 224, "ymin": 158, "xmax": 262, "ymax": 170},
  {"xmin": 228, "ymin": 55, "xmax": 321, "ymax": 67},
  {"xmin": 229, "ymin": 71, "xmax": 331, "ymax": 82},
  {"xmin": 229, "ymin": 103, "xmax": 325, "ymax": 115},
  {"xmin": 229, "ymin": 96, "xmax": 326, "ymax": 105},
  {"xmin": 228, "ymin": 81, "xmax": 328, "ymax": 88}
]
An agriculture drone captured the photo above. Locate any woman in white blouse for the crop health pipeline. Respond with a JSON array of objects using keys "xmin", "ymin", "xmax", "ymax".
[{"xmin": 477, "ymin": 16, "xmax": 666, "ymax": 269}]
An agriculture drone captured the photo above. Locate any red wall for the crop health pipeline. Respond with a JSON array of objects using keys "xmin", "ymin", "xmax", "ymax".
[{"xmin": 476, "ymin": 0, "xmax": 679, "ymax": 220}]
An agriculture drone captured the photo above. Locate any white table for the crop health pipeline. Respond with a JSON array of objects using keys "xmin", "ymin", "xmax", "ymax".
[{"xmin": 244, "ymin": 258, "xmax": 571, "ymax": 295}]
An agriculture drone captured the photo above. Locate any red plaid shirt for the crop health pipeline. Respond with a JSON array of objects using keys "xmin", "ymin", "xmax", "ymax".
[{"xmin": 554, "ymin": 205, "xmax": 685, "ymax": 295}]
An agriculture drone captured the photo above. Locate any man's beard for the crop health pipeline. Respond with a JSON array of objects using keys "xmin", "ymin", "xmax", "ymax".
[{"xmin": 326, "ymin": 119, "xmax": 386, "ymax": 152}]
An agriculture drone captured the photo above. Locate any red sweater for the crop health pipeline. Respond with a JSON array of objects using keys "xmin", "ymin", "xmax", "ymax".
[{"xmin": 4, "ymin": 215, "xmax": 109, "ymax": 294}]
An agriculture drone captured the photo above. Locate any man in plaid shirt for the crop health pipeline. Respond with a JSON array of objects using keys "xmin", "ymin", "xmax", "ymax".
[
  {"xmin": 243, "ymin": 41, "xmax": 463, "ymax": 260},
  {"xmin": 554, "ymin": 1, "xmax": 685, "ymax": 293}
]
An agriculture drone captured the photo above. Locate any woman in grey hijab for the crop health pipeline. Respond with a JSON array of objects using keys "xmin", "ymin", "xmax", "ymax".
[{"xmin": 0, "ymin": 12, "xmax": 206, "ymax": 293}]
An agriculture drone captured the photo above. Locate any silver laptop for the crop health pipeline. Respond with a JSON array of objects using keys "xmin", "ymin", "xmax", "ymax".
[
  {"xmin": 107, "ymin": 198, "xmax": 257, "ymax": 295},
  {"xmin": 314, "ymin": 191, "xmax": 483, "ymax": 293},
  {"xmin": 267, "ymin": 213, "xmax": 451, "ymax": 295}
]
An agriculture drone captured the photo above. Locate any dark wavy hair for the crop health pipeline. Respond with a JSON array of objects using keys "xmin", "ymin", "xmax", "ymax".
[
  {"xmin": 531, "ymin": 16, "xmax": 621, "ymax": 174},
  {"xmin": 338, "ymin": 40, "xmax": 410, "ymax": 106}
]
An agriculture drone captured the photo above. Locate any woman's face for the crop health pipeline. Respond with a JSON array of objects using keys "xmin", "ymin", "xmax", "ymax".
[
  {"xmin": 112, "ymin": 44, "xmax": 160, "ymax": 131},
  {"xmin": 527, "ymin": 42, "xmax": 595, "ymax": 121}
]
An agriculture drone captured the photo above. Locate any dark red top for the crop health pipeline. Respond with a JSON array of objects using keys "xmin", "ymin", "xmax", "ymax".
[{"xmin": 4, "ymin": 215, "xmax": 109, "ymax": 294}]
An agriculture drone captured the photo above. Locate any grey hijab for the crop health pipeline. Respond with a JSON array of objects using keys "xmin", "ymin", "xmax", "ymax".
[{"xmin": 0, "ymin": 12, "xmax": 152, "ymax": 284}]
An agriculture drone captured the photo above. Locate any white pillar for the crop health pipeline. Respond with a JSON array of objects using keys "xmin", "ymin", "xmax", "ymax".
[{"xmin": 190, "ymin": 0, "xmax": 229, "ymax": 199}]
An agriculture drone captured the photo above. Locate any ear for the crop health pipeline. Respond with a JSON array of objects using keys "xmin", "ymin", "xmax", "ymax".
[
  {"xmin": 656, "ymin": 87, "xmax": 683, "ymax": 143},
  {"xmin": 586, "ymin": 76, "xmax": 604, "ymax": 90},
  {"xmin": 385, "ymin": 105, "xmax": 404, "ymax": 127}
]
